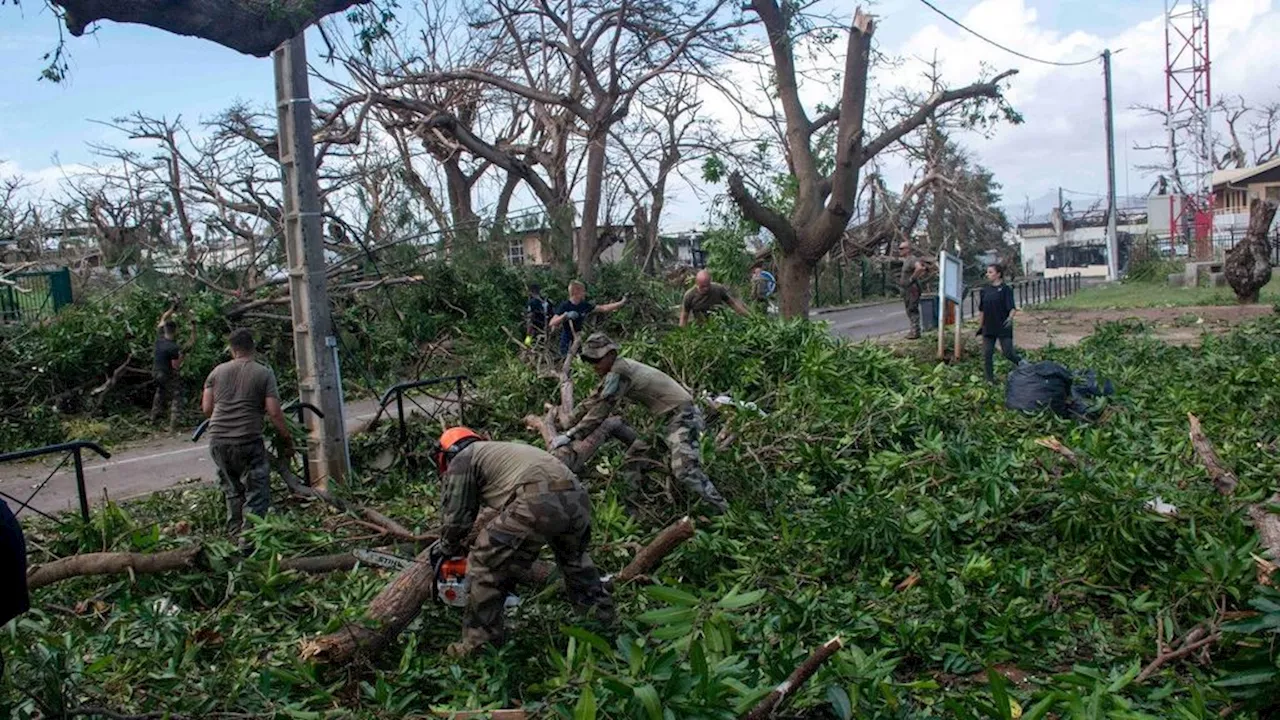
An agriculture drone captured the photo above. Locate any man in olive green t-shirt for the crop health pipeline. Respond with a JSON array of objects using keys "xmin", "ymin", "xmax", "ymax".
[
  {"xmin": 202, "ymin": 329, "xmax": 293, "ymax": 543},
  {"xmin": 679, "ymin": 270, "xmax": 749, "ymax": 327}
]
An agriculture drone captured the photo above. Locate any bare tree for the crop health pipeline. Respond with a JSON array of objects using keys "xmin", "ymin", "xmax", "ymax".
[
  {"xmin": 722, "ymin": 3, "xmax": 1016, "ymax": 318},
  {"xmin": 415, "ymin": 0, "xmax": 749, "ymax": 278}
]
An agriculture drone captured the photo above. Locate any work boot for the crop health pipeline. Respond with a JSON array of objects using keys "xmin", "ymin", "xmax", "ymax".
[{"xmin": 906, "ymin": 331, "xmax": 921, "ymax": 340}]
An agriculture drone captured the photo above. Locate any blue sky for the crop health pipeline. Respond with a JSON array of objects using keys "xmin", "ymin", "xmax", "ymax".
[{"xmin": 2, "ymin": 0, "xmax": 1272, "ymax": 227}]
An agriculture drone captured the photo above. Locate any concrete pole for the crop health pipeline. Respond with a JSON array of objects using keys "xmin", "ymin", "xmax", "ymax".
[
  {"xmin": 273, "ymin": 33, "xmax": 348, "ymax": 489},
  {"xmin": 1103, "ymin": 49, "xmax": 1121, "ymax": 281}
]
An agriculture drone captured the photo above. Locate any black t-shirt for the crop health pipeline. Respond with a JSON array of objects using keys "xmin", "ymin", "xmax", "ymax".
[
  {"xmin": 979, "ymin": 284, "xmax": 1016, "ymax": 338},
  {"xmin": 556, "ymin": 300, "xmax": 596, "ymax": 353},
  {"xmin": 525, "ymin": 297, "xmax": 551, "ymax": 333},
  {"xmin": 154, "ymin": 335, "xmax": 182, "ymax": 376}
]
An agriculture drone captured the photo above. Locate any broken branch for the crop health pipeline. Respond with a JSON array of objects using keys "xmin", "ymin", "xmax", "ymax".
[
  {"xmin": 741, "ymin": 636, "xmax": 845, "ymax": 720},
  {"xmin": 27, "ymin": 544, "xmax": 204, "ymax": 590},
  {"xmin": 613, "ymin": 516, "xmax": 695, "ymax": 584},
  {"xmin": 1188, "ymin": 413, "xmax": 1238, "ymax": 495}
]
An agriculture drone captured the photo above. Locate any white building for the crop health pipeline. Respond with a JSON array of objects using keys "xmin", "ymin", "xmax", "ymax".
[{"xmin": 1016, "ymin": 207, "xmax": 1146, "ymax": 277}]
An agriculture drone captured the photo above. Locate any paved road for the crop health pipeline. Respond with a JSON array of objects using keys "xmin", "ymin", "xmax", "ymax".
[
  {"xmin": 0, "ymin": 397, "xmax": 415, "ymax": 518},
  {"xmin": 818, "ymin": 299, "xmax": 916, "ymax": 340}
]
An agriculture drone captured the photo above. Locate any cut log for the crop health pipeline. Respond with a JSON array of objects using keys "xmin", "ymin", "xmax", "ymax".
[
  {"xmin": 741, "ymin": 636, "xmax": 844, "ymax": 720},
  {"xmin": 1224, "ymin": 199, "xmax": 1277, "ymax": 303},
  {"xmin": 279, "ymin": 553, "xmax": 359, "ymax": 574},
  {"xmin": 613, "ymin": 516, "xmax": 695, "ymax": 584},
  {"xmin": 1188, "ymin": 413, "xmax": 1238, "ymax": 495},
  {"xmin": 299, "ymin": 547, "xmax": 437, "ymax": 663},
  {"xmin": 27, "ymin": 545, "xmax": 204, "ymax": 591}
]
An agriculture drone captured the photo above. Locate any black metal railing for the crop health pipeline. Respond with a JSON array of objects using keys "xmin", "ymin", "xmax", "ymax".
[
  {"xmin": 377, "ymin": 375, "xmax": 471, "ymax": 447},
  {"xmin": 0, "ymin": 440, "xmax": 111, "ymax": 522},
  {"xmin": 966, "ymin": 273, "xmax": 1083, "ymax": 317}
]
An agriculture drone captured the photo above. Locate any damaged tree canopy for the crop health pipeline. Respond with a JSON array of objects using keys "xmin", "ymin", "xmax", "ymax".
[{"xmin": 48, "ymin": 0, "xmax": 372, "ymax": 57}]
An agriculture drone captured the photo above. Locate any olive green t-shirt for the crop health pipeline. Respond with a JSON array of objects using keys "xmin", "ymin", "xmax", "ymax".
[
  {"xmin": 203, "ymin": 358, "xmax": 279, "ymax": 443},
  {"xmin": 682, "ymin": 283, "xmax": 734, "ymax": 319}
]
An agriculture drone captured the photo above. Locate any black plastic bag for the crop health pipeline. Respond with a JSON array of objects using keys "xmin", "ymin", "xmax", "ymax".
[
  {"xmin": 1068, "ymin": 369, "xmax": 1115, "ymax": 419},
  {"xmin": 1005, "ymin": 361, "xmax": 1074, "ymax": 416}
]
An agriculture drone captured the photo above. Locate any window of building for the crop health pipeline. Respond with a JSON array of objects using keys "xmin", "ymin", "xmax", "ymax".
[{"xmin": 506, "ymin": 239, "xmax": 525, "ymax": 265}]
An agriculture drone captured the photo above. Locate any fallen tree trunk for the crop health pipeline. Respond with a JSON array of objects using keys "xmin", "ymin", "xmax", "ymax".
[
  {"xmin": 741, "ymin": 636, "xmax": 844, "ymax": 720},
  {"xmin": 301, "ymin": 515, "xmax": 691, "ymax": 665},
  {"xmin": 27, "ymin": 545, "xmax": 204, "ymax": 590},
  {"xmin": 613, "ymin": 516, "xmax": 695, "ymax": 584},
  {"xmin": 298, "ymin": 547, "xmax": 436, "ymax": 663},
  {"xmin": 278, "ymin": 553, "xmax": 358, "ymax": 574}
]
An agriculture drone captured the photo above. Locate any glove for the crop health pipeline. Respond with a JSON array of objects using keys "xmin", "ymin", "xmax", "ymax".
[
  {"xmin": 1003, "ymin": 316, "xmax": 1014, "ymax": 328},
  {"xmin": 563, "ymin": 311, "xmax": 582, "ymax": 321},
  {"xmin": 551, "ymin": 434, "xmax": 572, "ymax": 450},
  {"xmin": 975, "ymin": 327, "xmax": 983, "ymax": 337},
  {"xmin": 523, "ymin": 335, "xmax": 533, "ymax": 347}
]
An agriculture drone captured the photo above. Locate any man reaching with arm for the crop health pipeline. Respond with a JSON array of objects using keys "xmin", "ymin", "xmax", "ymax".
[
  {"xmin": 553, "ymin": 334, "xmax": 729, "ymax": 514},
  {"xmin": 548, "ymin": 280, "xmax": 627, "ymax": 356},
  {"xmin": 679, "ymin": 270, "xmax": 749, "ymax": 327},
  {"xmin": 150, "ymin": 307, "xmax": 185, "ymax": 432},
  {"xmin": 202, "ymin": 329, "xmax": 293, "ymax": 552}
]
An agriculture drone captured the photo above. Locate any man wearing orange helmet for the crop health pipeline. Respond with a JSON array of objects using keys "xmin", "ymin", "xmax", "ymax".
[{"xmin": 431, "ymin": 428, "xmax": 614, "ymax": 657}]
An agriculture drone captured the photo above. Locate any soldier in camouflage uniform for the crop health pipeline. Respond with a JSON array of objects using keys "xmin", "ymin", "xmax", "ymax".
[
  {"xmin": 552, "ymin": 334, "xmax": 729, "ymax": 514},
  {"xmin": 432, "ymin": 428, "xmax": 614, "ymax": 657}
]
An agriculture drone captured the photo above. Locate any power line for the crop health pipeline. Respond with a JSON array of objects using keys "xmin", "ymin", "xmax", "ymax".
[{"xmin": 915, "ymin": 0, "xmax": 1102, "ymax": 67}]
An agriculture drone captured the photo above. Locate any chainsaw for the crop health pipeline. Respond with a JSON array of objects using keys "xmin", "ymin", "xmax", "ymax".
[{"xmin": 351, "ymin": 549, "xmax": 518, "ymax": 609}]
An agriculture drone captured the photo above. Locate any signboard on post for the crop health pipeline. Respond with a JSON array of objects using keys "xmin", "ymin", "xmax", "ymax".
[{"xmin": 938, "ymin": 251, "xmax": 963, "ymax": 360}]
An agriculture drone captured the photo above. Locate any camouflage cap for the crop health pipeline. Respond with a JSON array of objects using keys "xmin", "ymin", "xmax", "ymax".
[{"xmin": 579, "ymin": 333, "xmax": 620, "ymax": 361}]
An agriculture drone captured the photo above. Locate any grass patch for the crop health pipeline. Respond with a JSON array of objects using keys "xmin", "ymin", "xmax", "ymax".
[{"xmin": 1039, "ymin": 275, "xmax": 1280, "ymax": 310}]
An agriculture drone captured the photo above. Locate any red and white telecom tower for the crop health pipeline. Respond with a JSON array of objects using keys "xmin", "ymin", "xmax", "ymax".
[{"xmin": 1164, "ymin": 0, "xmax": 1213, "ymax": 259}]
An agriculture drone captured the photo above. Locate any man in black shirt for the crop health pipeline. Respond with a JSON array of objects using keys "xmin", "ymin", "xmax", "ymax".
[
  {"xmin": 151, "ymin": 308, "xmax": 185, "ymax": 431},
  {"xmin": 975, "ymin": 264, "xmax": 1022, "ymax": 383}
]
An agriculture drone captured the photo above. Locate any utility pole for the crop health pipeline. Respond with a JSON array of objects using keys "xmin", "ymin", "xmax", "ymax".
[
  {"xmin": 274, "ymin": 33, "xmax": 348, "ymax": 489},
  {"xmin": 1103, "ymin": 49, "xmax": 1120, "ymax": 281}
]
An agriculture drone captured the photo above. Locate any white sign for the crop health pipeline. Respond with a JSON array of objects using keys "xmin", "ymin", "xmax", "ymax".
[{"xmin": 940, "ymin": 251, "xmax": 963, "ymax": 303}]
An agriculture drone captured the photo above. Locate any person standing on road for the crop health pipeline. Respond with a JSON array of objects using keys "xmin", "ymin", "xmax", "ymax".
[
  {"xmin": 975, "ymin": 263, "xmax": 1022, "ymax": 384},
  {"xmin": 898, "ymin": 242, "xmax": 926, "ymax": 339},
  {"xmin": 549, "ymin": 280, "xmax": 627, "ymax": 357},
  {"xmin": 202, "ymin": 329, "xmax": 293, "ymax": 549},
  {"xmin": 680, "ymin": 270, "xmax": 750, "ymax": 327},
  {"xmin": 150, "ymin": 308, "xmax": 185, "ymax": 432}
]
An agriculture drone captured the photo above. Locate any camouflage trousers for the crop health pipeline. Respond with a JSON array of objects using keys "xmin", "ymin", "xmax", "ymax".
[
  {"xmin": 210, "ymin": 439, "xmax": 271, "ymax": 536},
  {"xmin": 660, "ymin": 404, "xmax": 729, "ymax": 513},
  {"xmin": 904, "ymin": 291, "xmax": 922, "ymax": 338},
  {"xmin": 462, "ymin": 483, "xmax": 614, "ymax": 651},
  {"xmin": 150, "ymin": 371, "xmax": 182, "ymax": 430}
]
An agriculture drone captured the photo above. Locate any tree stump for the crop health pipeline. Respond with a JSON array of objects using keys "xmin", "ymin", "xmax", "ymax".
[{"xmin": 1224, "ymin": 199, "xmax": 1276, "ymax": 304}]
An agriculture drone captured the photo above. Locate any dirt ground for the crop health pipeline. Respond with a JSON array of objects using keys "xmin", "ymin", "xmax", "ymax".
[{"xmin": 1014, "ymin": 304, "xmax": 1275, "ymax": 349}]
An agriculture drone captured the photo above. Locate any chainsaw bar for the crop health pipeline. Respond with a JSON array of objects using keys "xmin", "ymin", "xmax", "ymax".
[{"xmin": 352, "ymin": 548, "xmax": 416, "ymax": 571}]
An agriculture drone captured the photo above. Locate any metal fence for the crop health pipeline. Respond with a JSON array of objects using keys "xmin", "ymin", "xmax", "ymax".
[
  {"xmin": 376, "ymin": 375, "xmax": 471, "ymax": 447},
  {"xmin": 812, "ymin": 258, "xmax": 892, "ymax": 307},
  {"xmin": 0, "ymin": 440, "xmax": 112, "ymax": 522},
  {"xmin": 0, "ymin": 268, "xmax": 73, "ymax": 323},
  {"xmin": 1216, "ymin": 228, "xmax": 1280, "ymax": 266},
  {"xmin": 964, "ymin": 273, "xmax": 1084, "ymax": 317}
]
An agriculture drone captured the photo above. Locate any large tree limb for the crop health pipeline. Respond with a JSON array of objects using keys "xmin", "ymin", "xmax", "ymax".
[
  {"xmin": 27, "ymin": 545, "xmax": 204, "ymax": 590},
  {"xmin": 52, "ymin": 0, "xmax": 372, "ymax": 57},
  {"xmin": 859, "ymin": 70, "xmax": 1017, "ymax": 165},
  {"xmin": 727, "ymin": 171, "xmax": 797, "ymax": 252}
]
